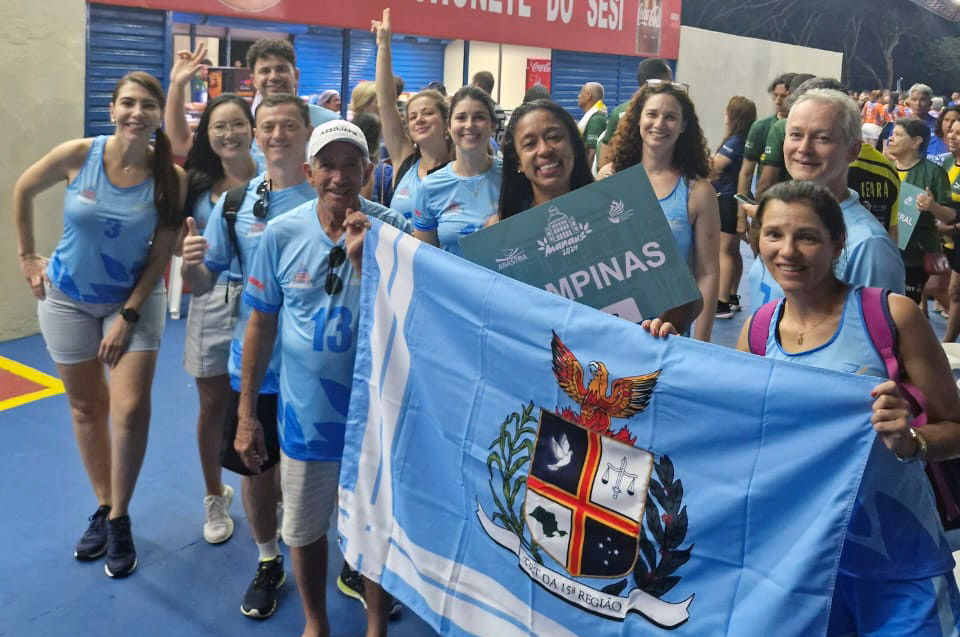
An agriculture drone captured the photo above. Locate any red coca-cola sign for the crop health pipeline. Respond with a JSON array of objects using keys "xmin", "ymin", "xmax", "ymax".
[{"xmin": 526, "ymin": 59, "xmax": 552, "ymax": 92}]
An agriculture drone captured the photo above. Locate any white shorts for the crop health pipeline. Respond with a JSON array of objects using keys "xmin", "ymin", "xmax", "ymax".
[
  {"xmin": 279, "ymin": 452, "xmax": 340, "ymax": 548},
  {"xmin": 37, "ymin": 281, "xmax": 166, "ymax": 365},
  {"xmin": 182, "ymin": 280, "xmax": 242, "ymax": 378}
]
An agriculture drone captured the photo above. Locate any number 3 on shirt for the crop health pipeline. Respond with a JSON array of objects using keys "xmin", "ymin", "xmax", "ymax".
[{"xmin": 312, "ymin": 306, "xmax": 353, "ymax": 353}]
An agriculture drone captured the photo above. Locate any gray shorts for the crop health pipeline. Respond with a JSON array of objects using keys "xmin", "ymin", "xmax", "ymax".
[
  {"xmin": 279, "ymin": 452, "xmax": 340, "ymax": 548},
  {"xmin": 37, "ymin": 281, "xmax": 166, "ymax": 365},
  {"xmin": 183, "ymin": 280, "xmax": 242, "ymax": 378}
]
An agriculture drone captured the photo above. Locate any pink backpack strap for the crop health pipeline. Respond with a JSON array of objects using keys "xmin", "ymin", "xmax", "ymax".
[
  {"xmin": 748, "ymin": 300, "xmax": 779, "ymax": 356},
  {"xmin": 858, "ymin": 287, "xmax": 928, "ymax": 425}
]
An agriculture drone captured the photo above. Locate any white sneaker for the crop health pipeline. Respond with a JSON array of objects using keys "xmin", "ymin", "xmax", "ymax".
[{"xmin": 203, "ymin": 484, "xmax": 235, "ymax": 544}]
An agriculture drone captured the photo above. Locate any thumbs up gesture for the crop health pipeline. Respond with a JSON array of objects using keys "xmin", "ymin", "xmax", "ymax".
[
  {"xmin": 181, "ymin": 216, "xmax": 208, "ymax": 267},
  {"xmin": 916, "ymin": 186, "xmax": 933, "ymax": 212}
]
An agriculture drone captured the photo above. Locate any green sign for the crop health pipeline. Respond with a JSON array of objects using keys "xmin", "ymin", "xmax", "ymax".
[
  {"xmin": 896, "ymin": 181, "xmax": 923, "ymax": 251},
  {"xmin": 459, "ymin": 164, "xmax": 700, "ymax": 322}
]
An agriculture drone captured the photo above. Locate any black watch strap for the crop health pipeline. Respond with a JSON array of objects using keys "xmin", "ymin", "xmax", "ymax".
[{"xmin": 121, "ymin": 307, "xmax": 140, "ymax": 323}]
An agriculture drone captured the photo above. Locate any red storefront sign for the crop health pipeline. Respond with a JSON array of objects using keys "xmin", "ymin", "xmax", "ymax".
[
  {"xmin": 525, "ymin": 59, "xmax": 552, "ymax": 91},
  {"xmin": 94, "ymin": 0, "xmax": 682, "ymax": 59}
]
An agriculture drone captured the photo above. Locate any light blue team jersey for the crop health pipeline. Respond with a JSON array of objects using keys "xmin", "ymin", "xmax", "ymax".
[
  {"xmin": 659, "ymin": 176, "xmax": 693, "ymax": 262},
  {"xmin": 749, "ymin": 188, "xmax": 905, "ymax": 312},
  {"xmin": 203, "ymin": 173, "xmax": 316, "ymax": 393},
  {"xmin": 191, "ymin": 190, "xmax": 234, "ymax": 284},
  {"xmin": 243, "ymin": 198, "xmax": 411, "ymax": 461},
  {"xmin": 47, "ymin": 136, "xmax": 157, "ymax": 303},
  {"xmin": 390, "ymin": 157, "xmax": 422, "ymax": 220},
  {"xmin": 762, "ymin": 286, "xmax": 954, "ymax": 580},
  {"xmin": 413, "ymin": 157, "xmax": 503, "ymax": 255},
  {"xmin": 250, "ymin": 103, "xmax": 339, "ymax": 167}
]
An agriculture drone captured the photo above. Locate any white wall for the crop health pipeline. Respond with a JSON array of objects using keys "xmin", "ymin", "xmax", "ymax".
[
  {"xmin": 444, "ymin": 40, "xmax": 552, "ymax": 110},
  {"xmin": 676, "ymin": 26, "xmax": 843, "ymax": 152},
  {"xmin": 1, "ymin": 0, "xmax": 85, "ymax": 340}
]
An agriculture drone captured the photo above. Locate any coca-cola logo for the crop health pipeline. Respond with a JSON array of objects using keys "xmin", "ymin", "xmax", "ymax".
[
  {"xmin": 529, "ymin": 62, "xmax": 552, "ymax": 73},
  {"xmin": 639, "ymin": 7, "xmax": 661, "ymax": 26}
]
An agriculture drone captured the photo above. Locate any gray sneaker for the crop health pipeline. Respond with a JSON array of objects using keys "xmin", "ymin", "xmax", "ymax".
[{"xmin": 203, "ymin": 484, "xmax": 234, "ymax": 544}]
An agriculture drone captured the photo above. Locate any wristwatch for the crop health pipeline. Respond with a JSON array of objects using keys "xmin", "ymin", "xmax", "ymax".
[
  {"xmin": 896, "ymin": 427, "xmax": 927, "ymax": 463},
  {"xmin": 120, "ymin": 307, "xmax": 141, "ymax": 324}
]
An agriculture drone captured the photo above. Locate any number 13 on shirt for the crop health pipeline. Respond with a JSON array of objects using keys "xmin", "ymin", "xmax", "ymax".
[{"xmin": 312, "ymin": 306, "xmax": 353, "ymax": 353}]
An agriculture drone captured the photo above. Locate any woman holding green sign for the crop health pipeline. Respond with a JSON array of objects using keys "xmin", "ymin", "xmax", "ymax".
[
  {"xmin": 886, "ymin": 118, "xmax": 956, "ymax": 304},
  {"xmin": 601, "ymin": 82, "xmax": 720, "ymax": 342}
]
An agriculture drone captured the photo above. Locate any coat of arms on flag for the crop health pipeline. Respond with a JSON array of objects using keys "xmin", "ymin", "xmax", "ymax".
[{"xmin": 478, "ymin": 333, "xmax": 694, "ymax": 628}]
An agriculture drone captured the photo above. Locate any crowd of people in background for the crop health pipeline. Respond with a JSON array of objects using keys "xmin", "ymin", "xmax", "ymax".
[{"xmin": 12, "ymin": 5, "xmax": 960, "ymax": 637}]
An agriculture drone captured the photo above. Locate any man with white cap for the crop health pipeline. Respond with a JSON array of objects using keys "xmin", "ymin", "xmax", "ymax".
[{"xmin": 240, "ymin": 120, "xmax": 410, "ymax": 637}]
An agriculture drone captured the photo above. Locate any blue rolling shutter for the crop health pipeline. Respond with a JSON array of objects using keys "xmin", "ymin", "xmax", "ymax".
[
  {"xmin": 346, "ymin": 30, "xmax": 446, "ymax": 104},
  {"xmin": 86, "ymin": 3, "xmax": 170, "ymax": 137},
  {"xmin": 348, "ymin": 29, "xmax": 378, "ymax": 97},
  {"xmin": 293, "ymin": 29, "xmax": 344, "ymax": 96},
  {"xmin": 391, "ymin": 37, "xmax": 446, "ymax": 94},
  {"xmin": 550, "ymin": 50, "xmax": 621, "ymax": 119},
  {"xmin": 616, "ymin": 56, "xmax": 677, "ymax": 106}
]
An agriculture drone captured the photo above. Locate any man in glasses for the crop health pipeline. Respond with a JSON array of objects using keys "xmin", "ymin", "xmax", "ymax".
[
  {"xmin": 181, "ymin": 93, "xmax": 316, "ymax": 621},
  {"xmin": 239, "ymin": 120, "xmax": 410, "ymax": 637}
]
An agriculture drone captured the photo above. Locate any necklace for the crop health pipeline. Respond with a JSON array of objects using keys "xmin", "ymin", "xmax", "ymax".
[{"xmin": 795, "ymin": 315, "xmax": 829, "ymax": 345}]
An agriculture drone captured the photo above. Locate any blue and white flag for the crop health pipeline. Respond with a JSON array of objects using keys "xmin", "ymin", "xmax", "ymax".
[{"xmin": 339, "ymin": 220, "xmax": 878, "ymax": 636}]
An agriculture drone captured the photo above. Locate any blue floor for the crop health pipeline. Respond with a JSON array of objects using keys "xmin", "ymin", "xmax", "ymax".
[{"xmin": 0, "ymin": 244, "xmax": 946, "ymax": 636}]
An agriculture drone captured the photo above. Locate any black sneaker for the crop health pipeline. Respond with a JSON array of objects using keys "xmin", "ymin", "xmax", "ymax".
[
  {"xmin": 241, "ymin": 555, "xmax": 285, "ymax": 619},
  {"xmin": 729, "ymin": 294, "xmax": 742, "ymax": 312},
  {"xmin": 104, "ymin": 515, "xmax": 137, "ymax": 578},
  {"xmin": 336, "ymin": 563, "xmax": 402, "ymax": 620},
  {"xmin": 715, "ymin": 300, "xmax": 734, "ymax": 319},
  {"xmin": 74, "ymin": 505, "xmax": 110, "ymax": 560}
]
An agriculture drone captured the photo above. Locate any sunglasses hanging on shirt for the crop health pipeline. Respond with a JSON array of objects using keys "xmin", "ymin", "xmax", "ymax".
[
  {"xmin": 253, "ymin": 179, "xmax": 271, "ymax": 219},
  {"xmin": 326, "ymin": 245, "xmax": 346, "ymax": 295}
]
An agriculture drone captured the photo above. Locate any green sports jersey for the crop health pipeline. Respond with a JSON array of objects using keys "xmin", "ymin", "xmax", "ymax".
[
  {"xmin": 899, "ymin": 159, "xmax": 949, "ymax": 265},
  {"xmin": 744, "ymin": 115, "xmax": 776, "ymax": 162},
  {"xmin": 583, "ymin": 111, "xmax": 608, "ymax": 148},
  {"xmin": 759, "ymin": 118, "xmax": 791, "ymax": 183},
  {"xmin": 599, "ymin": 101, "xmax": 628, "ymax": 145}
]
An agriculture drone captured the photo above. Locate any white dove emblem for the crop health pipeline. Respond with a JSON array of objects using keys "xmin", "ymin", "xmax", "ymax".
[{"xmin": 547, "ymin": 434, "xmax": 573, "ymax": 470}]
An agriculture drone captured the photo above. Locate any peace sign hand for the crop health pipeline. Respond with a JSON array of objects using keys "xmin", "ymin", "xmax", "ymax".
[{"xmin": 170, "ymin": 42, "xmax": 208, "ymax": 88}]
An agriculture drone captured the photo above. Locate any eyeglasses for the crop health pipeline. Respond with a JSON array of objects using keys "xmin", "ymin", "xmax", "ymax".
[
  {"xmin": 326, "ymin": 245, "xmax": 346, "ymax": 295},
  {"xmin": 209, "ymin": 120, "xmax": 251, "ymax": 137},
  {"xmin": 253, "ymin": 179, "xmax": 270, "ymax": 219},
  {"xmin": 645, "ymin": 79, "xmax": 689, "ymax": 93}
]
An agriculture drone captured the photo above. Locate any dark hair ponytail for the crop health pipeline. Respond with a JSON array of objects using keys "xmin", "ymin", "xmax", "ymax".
[
  {"xmin": 151, "ymin": 127, "xmax": 183, "ymax": 230},
  {"xmin": 112, "ymin": 71, "xmax": 183, "ymax": 231}
]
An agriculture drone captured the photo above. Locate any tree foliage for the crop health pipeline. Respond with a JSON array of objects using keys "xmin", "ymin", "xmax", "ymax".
[{"xmin": 682, "ymin": 0, "xmax": 958, "ymax": 92}]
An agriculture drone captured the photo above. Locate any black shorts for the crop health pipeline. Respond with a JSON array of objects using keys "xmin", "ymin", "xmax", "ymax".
[
  {"xmin": 221, "ymin": 391, "xmax": 280, "ymax": 475},
  {"xmin": 903, "ymin": 264, "xmax": 929, "ymax": 303},
  {"xmin": 717, "ymin": 194, "xmax": 739, "ymax": 235},
  {"xmin": 946, "ymin": 244, "xmax": 960, "ymax": 274}
]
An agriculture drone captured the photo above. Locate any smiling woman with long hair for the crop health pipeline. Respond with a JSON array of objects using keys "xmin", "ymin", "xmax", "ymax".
[
  {"xmin": 602, "ymin": 82, "xmax": 720, "ymax": 342},
  {"xmin": 497, "ymin": 99, "xmax": 594, "ymax": 219},
  {"xmin": 13, "ymin": 71, "xmax": 186, "ymax": 578}
]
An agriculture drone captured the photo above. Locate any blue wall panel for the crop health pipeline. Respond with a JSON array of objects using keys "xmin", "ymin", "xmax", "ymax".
[
  {"xmin": 86, "ymin": 3, "xmax": 169, "ymax": 137},
  {"xmin": 293, "ymin": 29, "xmax": 344, "ymax": 96}
]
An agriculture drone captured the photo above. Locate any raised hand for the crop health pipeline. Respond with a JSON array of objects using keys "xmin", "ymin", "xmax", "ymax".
[
  {"xmin": 371, "ymin": 8, "xmax": 392, "ymax": 47},
  {"xmin": 170, "ymin": 42, "xmax": 208, "ymax": 88}
]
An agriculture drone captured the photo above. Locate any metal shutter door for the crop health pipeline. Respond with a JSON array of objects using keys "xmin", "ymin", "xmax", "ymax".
[
  {"xmin": 391, "ymin": 37, "xmax": 446, "ymax": 94},
  {"xmin": 550, "ymin": 50, "xmax": 621, "ymax": 119},
  {"xmin": 293, "ymin": 29, "xmax": 344, "ymax": 96},
  {"xmin": 86, "ymin": 3, "xmax": 170, "ymax": 137}
]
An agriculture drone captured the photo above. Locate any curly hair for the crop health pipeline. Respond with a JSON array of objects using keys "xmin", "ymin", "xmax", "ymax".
[
  {"xmin": 609, "ymin": 84, "xmax": 710, "ymax": 181},
  {"xmin": 498, "ymin": 99, "xmax": 593, "ymax": 219}
]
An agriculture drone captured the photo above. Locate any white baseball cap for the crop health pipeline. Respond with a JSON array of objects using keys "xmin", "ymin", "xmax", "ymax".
[{"xmin": 307, "ymin": 120, "xmax": 368, "ymax": 159}]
